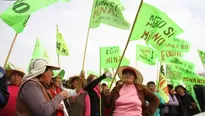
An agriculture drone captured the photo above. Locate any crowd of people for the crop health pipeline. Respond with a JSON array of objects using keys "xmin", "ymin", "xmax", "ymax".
[{"xmin": 0, "ymin": 58, "xmax": 204, "ymax": 116}]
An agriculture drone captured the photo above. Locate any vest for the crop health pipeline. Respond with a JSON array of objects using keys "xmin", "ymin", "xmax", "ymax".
[
  {"xmin": 16, "ymin": 78, "xmax": 52, "ymax": 116},
  {"xmin": 66, "ymin": 91, "xmax": 88, "ymax": 116}
]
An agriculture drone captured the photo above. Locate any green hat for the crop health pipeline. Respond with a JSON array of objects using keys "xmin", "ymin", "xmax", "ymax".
[{"xmin": 53, "ymin": 69, "xmax": 65, "ymax": 79}]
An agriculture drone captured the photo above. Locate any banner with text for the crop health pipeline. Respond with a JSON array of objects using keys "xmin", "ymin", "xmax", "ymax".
[
  {"xmin": 130, "ymin": 3, "xmax": 183, "ymax": 50},
  {"xmin": 89, "ymin": 0, "xmax": 130, "ymax": 30}
]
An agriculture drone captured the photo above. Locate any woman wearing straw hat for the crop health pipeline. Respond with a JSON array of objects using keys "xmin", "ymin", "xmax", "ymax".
[
  {"xmin": 103, "ymin": 66, "xmax": 160, "ymax": 116},
  {"xmin": 0, "ymin": 67, "xmax": 25, "ymax": 116},
  {"xmin": 64, "ymin": 75, "xmax": 90, "ymax": 116},
  {"xmin": 175, "ymin": 85, "xmax": 200, "ymax": 116},
  {"xmin": 16, "ymin": 58, "xmax": 73, "ymax": 116}
]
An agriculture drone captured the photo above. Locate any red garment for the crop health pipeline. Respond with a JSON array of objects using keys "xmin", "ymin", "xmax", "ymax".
[
  {"xmin": 49, "ymin": 87, "xmax": 64, "ymax": 116},
  {"xmin": 104, "ymin": 108, "xmax": 111, "ymax": 116},
  {"xmin": 0, "ymin": 85, "xmax": 19, "ymax": 116}
]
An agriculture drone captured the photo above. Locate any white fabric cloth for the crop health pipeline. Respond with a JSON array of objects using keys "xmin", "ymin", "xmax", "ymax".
[
  {"xmin": 194, "ymin": 112, "xmax": 205, "ymax": 116},
  {"xmin": 62, "ymin": 88, "xmax": 78, "ymax": 97},
  {"xmin": 22, "ymin": 58, "xmax": 60, "ymax": 82}
]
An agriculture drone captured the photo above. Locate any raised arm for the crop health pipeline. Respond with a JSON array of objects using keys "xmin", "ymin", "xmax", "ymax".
[{"xmin": 84, "ymin": 74, "xmax": 106, "ymax": 91}]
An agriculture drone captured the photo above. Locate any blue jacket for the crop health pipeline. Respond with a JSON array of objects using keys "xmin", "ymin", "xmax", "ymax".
[
  {"xmin": 0, "ymin": 67, "xmax": 9, "ymax": 109},
  {"xmin": 153, "ymin": 92, "xmax": 165, "ymax": 116}
]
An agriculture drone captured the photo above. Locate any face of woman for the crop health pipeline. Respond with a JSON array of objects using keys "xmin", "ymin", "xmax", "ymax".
[
  {"xmin": 41, "ymin": 68, "xmax": 53, "ymax": 85},
  {"xmin": 122, "ymin": 71, "xmax": 135, "ymax": 85},
  {"xmin": 10, "ymin": 72, "xmax": 23, "ymax": 86},
  {"xmin": 53, "ymin": 76, "xmax": 62, "ymax": 88},
  {"xmin": 176, "ymin": 87, "xmax": 185, "ymax": 96},
  {"xmin": 71, "ymin": 79, "xmax": 79, "ymax": 89}
]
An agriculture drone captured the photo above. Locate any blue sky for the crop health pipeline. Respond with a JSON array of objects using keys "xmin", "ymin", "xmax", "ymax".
[{"xmin": 0, "ymin": 0, "xmax": 205, "ymax": 84}]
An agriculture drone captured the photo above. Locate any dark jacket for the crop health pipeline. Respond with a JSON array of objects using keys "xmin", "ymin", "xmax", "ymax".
[
  {"xmin": 104, "ymin": 83, "xmax": 160, "ymax": 116},
  {"xmin": 84, "ymin": 74, "xmax": 106, "ymax": 116},
  {"xmin": 0, "ymin": 67, "xmax": 9, "ymax": 109},
  {"xmin": 176, "ymin": 93, "xmax": 200, "ymax": 116}
]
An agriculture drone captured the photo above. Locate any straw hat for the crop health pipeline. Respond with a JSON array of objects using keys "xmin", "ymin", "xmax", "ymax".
[
  {"xmin": 22, "ymin": 58, "xmax": 60, "ymax": 81},
  {"xmin": 118, "ymin": 66, "xmax": 143, "ymax": 84},
  {"xmin": 6, "ymin": 68, "xmax": 25, "ymax": 77},
  {"xmin": 53, "ymin": 69, "xmax": 65, "ymax": 80}
]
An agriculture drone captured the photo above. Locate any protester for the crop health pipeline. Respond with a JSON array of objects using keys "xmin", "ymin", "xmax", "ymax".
[
  {"xmin": 49, "ymin": 69, "xmax": 67, "ymax": 116},
  {"xmin": 15, "ymin": 58, "xmax": 74, "ymax": 116},
  {"xmin": 65, "ymin": 75, "xmax": 90, "ymax": 116},
  {"xmin": 104, "ymin": 66, "xmax": 160, "ymax": 116},
  {"xmin": 161, "ymin": 84, "xmax": 180, "ymax": 116},
  {"xmin": 101, "ymin": 83, "xmax": 108, "ymax": 91},
  {"xmin": 0, "ymin": 66, "xmax": 9, "ymax": 109},
  {"xmin": 175, "ymin": 85, "xmax": 200, "ymax": 116},
  {"xmin": 84, "ymin": 72, "xmax": 112, "ymax": 116},
  {"xmin": 0, "ymin": 67, "xmax": 25, "ymax": 116},
  {"xmin": 147, "ymin": 81, "xmax": 165, "ymax": 116}
]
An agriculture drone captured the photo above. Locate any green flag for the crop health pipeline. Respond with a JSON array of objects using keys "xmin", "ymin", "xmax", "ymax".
[
  {"xmin": 197, "ymin": 49, "xmax": 205, "ymax": 65},
  {"xmin": 121, "ymin": 57, "xmax": 130, "ymax": 66},
  {"xmin": 157, "ymin": 63, "xmax": 169, "ymax": 103},
  {"xmin": 100, "ymin": 46, "xmax": 121, "ymax": 68},
  {"xmin": 166, "ymin": 57, "xmax": 195, "ymax": 72},
  {"xmin": 0, "ymin": 0, "xmax": 68, "ymax": 33},
  {"xmin": 160, "ymin": 49, "xmax": 184, "ymax": 61},
  {"xmin": 130, "ymin": 3, "xmax": 183, "ymax": 50},
  {"xmin": 136, "ymin": 44, "xmax": 159, "ymax": 65},
  {"xmin": 31, "ymin": 38, "xmax": 49, "ymax": 60},
  {"xmin": 87, "ymin": 70, "xmax": 99, "ymax": 77},
  {"xmin": 89, "ymin": 0, "xmax": 130, "ymax": 30},
  {"xmin": 56, "ymin": 28, "xmax": 69, "ymax": 56},
  {"xmin": 164, "ymin": 39, "xmax": 191, "ymax": 52}
]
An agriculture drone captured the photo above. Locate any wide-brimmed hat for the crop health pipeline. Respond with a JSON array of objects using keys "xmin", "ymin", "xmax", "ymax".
[
  {"xmin": 53, "ymin": 69, "xmax": 65, "ymax": 80},
  {"xmin": 118, "ymin": 66, "xmax": 143, "ymax": 84},
  {"xmin": 22, "ymin": 58, "xmax": 60, "ymax": 82},
  {"xmin": 6, "ymin": 68, "xmax": 25, "ymax": 77},
  {"xmin": 175, "ymin": 85, "xmax": 186, "ymax": 92}
]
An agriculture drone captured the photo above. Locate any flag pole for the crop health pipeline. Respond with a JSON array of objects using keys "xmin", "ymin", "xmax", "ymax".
[
  {"xmin": 109, "ymin": 0, "xmax": 144, "ymax": 90},
  {"xmin": 57, "ymin": 54, "xmax": 60, "ymax": 66},
  {"xmin": 99, "ymin": 47, "xmax": 102, "ymax": 75},
  {"xmin": 82, "ymin": 28, "xmax": 90, "ymax": 71},
  {"xmin": 3, "ymin": 33, "xmax": 18, "ymax": 69},
  {"xmin": 112, "ymin": 68, "xmax": 116, "ymax": 83}
]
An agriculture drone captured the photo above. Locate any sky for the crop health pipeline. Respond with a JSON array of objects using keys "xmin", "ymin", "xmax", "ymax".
[{"xmin": 0, "ymin": 0, "xmax": 205, "ymax": 84}]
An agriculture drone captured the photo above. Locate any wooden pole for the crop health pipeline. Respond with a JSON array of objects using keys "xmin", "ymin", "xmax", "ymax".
[
  {"xmin": 57, "ymin": 54, "xmax": 60, "ymax": 66},
  {"xmin": 82, "ymin": 28, "xmax": 90, "ymax": 71},
  {"xmin": 109, "ymin": 0, "xmax": 144, "ymax": 90},
  {"xmin": 3, "ymin": 33, "xmax": 18, "ymax": 69},
  {"xmin": 112, "ymin": 68, "xmax": 116, "ymax": 83},
  {"xmin": 99, "ymin": 47, "xmax": 102, "ymax": 75}
]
